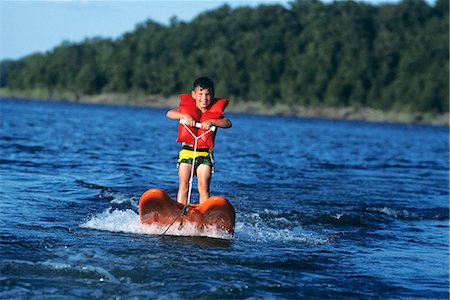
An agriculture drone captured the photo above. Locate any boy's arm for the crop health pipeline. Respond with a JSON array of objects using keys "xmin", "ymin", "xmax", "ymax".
[
  {"xmin": 201, "ymin": 117, "xmax": 232, "ymax": 130},
  {"xmin": 166, "ymin": 109, "xmax": 196, "ymax": 127}
]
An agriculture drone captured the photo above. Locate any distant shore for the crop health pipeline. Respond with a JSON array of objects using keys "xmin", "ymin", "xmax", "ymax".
[{"xmin": 1, "ymin": 90, "xmax": 448, "ymax": 126}]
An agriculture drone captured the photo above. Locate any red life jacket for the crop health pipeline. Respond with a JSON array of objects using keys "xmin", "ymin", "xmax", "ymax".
[{"xmin": 176, "ymin": 94, "xmax": 229, "ymax": 149}]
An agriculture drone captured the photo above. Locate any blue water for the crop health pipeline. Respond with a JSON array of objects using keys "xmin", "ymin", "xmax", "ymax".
[{"xmin": 1, "ymin": 98, "xmax": 448, "ymax": 299}]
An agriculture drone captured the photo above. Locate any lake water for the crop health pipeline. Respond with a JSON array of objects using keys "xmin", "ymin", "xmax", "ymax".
[{"xmin": 1, "ymin": 98, "xmax": 448, "ymax": 299}]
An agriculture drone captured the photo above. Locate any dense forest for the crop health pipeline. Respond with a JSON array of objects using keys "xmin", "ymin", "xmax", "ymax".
[{"xmin": 1, "ymin": 0, "xmax": 448, "ymax": 114}]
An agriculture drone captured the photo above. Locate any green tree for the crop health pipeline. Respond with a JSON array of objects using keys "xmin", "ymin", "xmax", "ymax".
[{"xmin": 1, "ymin": 0, "xmax": 448, "ymax": 114}]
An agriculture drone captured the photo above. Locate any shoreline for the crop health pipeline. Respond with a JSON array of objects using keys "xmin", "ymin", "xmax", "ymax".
[{"xmin": 1, "ymin": 91, "xmax": 448, "ymax": 126}]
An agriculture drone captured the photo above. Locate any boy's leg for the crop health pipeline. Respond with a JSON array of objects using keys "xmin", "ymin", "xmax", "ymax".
[
  {"xmin": 196, "ymin": 164, "xmax": 212, "ymax": 204},
  {"xmin": 177, "ymin": 163, "xmax": 192, "ymax": 204}
]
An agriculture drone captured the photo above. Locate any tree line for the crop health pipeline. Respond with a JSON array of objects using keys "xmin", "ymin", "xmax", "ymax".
[{"xmin": 1, "ymin": 0, "xmax": 448, "ymax": 113}]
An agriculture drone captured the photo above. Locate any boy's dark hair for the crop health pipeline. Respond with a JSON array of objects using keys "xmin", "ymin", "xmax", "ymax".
[{"xmin": 192, "ymin": 77, "xmax": 214, "ymax": 96}]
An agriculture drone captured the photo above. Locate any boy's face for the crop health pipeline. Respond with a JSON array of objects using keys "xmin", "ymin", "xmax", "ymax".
[{"xmin": 191, "ymin": 87, "xmax": 213, "ymax": 110}]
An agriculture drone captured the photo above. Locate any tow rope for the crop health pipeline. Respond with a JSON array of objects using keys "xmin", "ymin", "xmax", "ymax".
[
  {"xmin": 161, "ymin": 204, "xmax": 189, "ymax": 236},
  {"xmin": 181, "ymin": 122, "xmax": 215, "ymax": 206},
  {"xmin": 160, "ymin": 121, "xmax": 216, "ymax": 235}
]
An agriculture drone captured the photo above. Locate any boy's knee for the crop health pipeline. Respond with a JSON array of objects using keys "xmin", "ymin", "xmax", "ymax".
[
  {"xmin": 179, "ymin": 180, "xmax": 189, "ymax": 190},
  {"xmin": 197, "ymin": 180, "xmax": 209, "ymax": 191}
]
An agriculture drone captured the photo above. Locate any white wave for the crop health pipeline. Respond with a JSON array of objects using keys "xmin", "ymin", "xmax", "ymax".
[
  {"xmin": 42, "ymin": 261, "xmax": 119, "ymax": 283},
  {"xmin": 235, "ymin": 221, "xmax": 331, "ymax": 245},
  {"xmin": 368, "ymin": 207, "xmax": 418, "ymax": 218},
  {"xmin": 236, "ymin": 211, "xmax": 332, "ymax": 245},
  {"xmin": 101, "ymin": 191, "xmax": 139, "ymax": 210},
  {"xmin": 81, "ymin": 207, "xmax": 331, "ymax": 244},
  {"xmin": 80, "ymin": 208, "xmax": 232, "ymax": 240},
  {"xmin": 332, "ymin": 213, "xmax": 344, "ymax": 219},
  {"xmin": 2, "ymin": 259, "xmax": 119, "ymax": 283}
]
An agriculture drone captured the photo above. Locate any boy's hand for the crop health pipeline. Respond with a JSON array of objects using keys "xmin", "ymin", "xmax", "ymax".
[
  {"xmin": 200, "ymin": 121, "xmax": 214, "ymax": 130},
  {"xmin": 183, "ymin": 116, "xmax": 196, "ymax": 127}
]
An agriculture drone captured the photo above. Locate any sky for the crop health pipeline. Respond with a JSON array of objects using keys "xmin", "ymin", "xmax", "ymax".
[{"xmin": 0, "ymin": 0, "xmax": 435, "ymax": 61}]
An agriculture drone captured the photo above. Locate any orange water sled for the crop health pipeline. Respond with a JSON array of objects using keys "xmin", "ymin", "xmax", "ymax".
[{"xmin": 139, "ymin": 188, "xmax": 235, "ymax": 235}]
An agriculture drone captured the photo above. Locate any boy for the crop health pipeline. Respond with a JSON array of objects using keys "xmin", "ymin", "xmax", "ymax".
[{"xmin": 166, "ymin": 77, "xmax": 232, "ymax": 204}]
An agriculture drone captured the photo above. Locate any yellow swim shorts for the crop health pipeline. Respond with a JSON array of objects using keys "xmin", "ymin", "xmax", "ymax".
[{"xmin": 177, "ymin": 145, "xmax": 214, "ymax": 172}]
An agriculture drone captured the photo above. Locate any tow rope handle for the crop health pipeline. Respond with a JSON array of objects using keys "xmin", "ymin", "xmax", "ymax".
[{"xmin": 180, "ymin": 119, "xmax": 216, "ymax": 132}]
